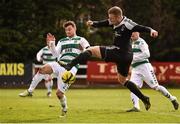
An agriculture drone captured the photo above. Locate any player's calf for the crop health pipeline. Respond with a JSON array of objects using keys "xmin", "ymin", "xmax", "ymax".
[
  {"xmin": 56, "ymin": 90, "xmax": 68, "ymax": 116},
  {"xmin": 154, "ymin": 85, "xmax": 179, "ymax": 110},
  {"xmin": 124, "ymin": 80, "xmax": 151, "ymax": 110},
  {"xmin": 117, "ymin": 74, "xmax": 148, "ymax": 105}
]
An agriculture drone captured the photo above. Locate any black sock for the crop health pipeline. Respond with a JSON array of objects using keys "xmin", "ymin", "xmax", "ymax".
[
  {"xmin": 124, "ymin": 81, "xmax": 145, "ymax": 101},
  {"xmin": 70, "ymin": 50, "xmax": 92, "ymax": 67}
]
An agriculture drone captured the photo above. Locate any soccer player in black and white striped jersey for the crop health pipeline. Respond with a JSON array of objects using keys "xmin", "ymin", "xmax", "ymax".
[{"xmin": 61, "ymin": 6, "xmax": 158, "ymax": 111}]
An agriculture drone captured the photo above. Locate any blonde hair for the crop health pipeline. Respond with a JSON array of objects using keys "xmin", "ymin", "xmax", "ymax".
[{"xmin": 108, "ymin": 6, "xmax": 123, "ymax": 16}]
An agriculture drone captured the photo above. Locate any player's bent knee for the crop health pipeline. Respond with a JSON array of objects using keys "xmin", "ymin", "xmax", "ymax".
[
  {"xmin": 56, "ymin": 90, "xmax": 64, "ymax": 99},
  {"xmin": 88, "ymin": 46, "xmax": 101, "ymax": 58},
  {"xmin": 117, "ymin": 78, "xmax": 127, "ymax": 85},
  {"xmin": 39, "ymin": 65, "xmax": 53, "ymax": 74},
  {"xmin": 39, "ymin": 67, "xmax": 45, "ymax": 74},
  {"xmin": 117, "ymin": 74, "xmax": 127, "ymax": 85}
]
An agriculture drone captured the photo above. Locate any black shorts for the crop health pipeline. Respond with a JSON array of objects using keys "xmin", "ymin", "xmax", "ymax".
[{"xmin": 100, "ymin": 46, "xmax": 133, "ymax": 77}]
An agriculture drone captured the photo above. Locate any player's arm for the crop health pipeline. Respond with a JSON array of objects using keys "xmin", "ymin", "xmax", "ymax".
[
  {"xmin": 132, "ymin": 25, "xmax": 158, "ymax": 38},
  {"xmin": 46, "ymin": 33, "xmax": 60, "ymax": 58},
  {"xmin": 80, "ymin": 37, "xmax": 90, "ymax": 51},
  {"xmin": 133, "ymin": 41, "xmax": 150, "ymax": 61},
  {"xmin": 36, "ymin": 48, "xmax": 43, "ymax": 62},
  {"xmin": 49, "ymin": 42, "xmax": 61, "ymax": 58},
  {"xmin": 87, "ymin": 19, "xmax": 112, "ymax": 28}
]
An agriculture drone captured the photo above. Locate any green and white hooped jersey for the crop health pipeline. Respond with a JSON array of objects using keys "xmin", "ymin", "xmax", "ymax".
[
  {"xmin": 56, "ymin": 36, "xmax": 90, "ymax": 64},
  {"xmin": 37, "ymin": 46, "xmax": 56, "ymax": 64},
  {"xmin": 131, "ymin": 37, "xmax": 150, "ymax": 68}
]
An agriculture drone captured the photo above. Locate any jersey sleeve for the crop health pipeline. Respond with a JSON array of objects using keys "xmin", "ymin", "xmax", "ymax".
[
  {"xmin": 124, "ymin": 18, "xmax": 152, "ymax": 33},
  {"xmin": 36, "ymin": 48, "xmax": 43, "ymax": 62},
  {"xmin": 56, "ymin": 41, "xmax": 62, "ymax": 53},
  {"xmin": 133, "ymin": 41, "xmax": 150, "ymax": 61},
  {"xmin": 124, "ymin": 19, "xmax": 138, "ymax": 30},
  {"xmin": 49, "ymin": 40, "xmax": 61, "ymax": 58},
  {"xmin": 132, "ymin": 25, "xmax": 152, "ymax": 33},
  {"xmin": 80, "ymin": 37, "xmax": 90, "ymax": 50},
  {"xmin": 92, "ymin": 19, "xmax": 112, "ymax": 27}
]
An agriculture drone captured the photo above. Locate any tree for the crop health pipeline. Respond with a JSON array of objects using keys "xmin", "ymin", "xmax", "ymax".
[{"xmin": 0, "ymin": 0, "xmax": 179, "ymax": 62}]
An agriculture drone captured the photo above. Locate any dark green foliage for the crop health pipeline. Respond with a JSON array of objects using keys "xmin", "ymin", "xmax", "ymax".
[{"xmin": 0, "ymin": 0, "xmax": 179, "ymax": 62}]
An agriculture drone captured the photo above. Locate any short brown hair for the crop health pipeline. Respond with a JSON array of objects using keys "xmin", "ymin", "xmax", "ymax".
[
  {"xmin": 108, "ymin": 6, "xmax": 123, "ymax": 16},
  {"xmin": 63, "ymin": 21, "xmax": 76, "ymax": 29}
]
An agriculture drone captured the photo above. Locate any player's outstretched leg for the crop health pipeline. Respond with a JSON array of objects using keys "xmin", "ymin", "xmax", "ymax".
[
  {"xmin": 124, "ymin": 81, "xmax": 151, "ymax": 110},
  {"xmin": 59, "ymin": 50, "xmax": 92, "ymax": 71},
  {"xmin": 155, "ymin": 85, "xmax": 179, "ymax": 110},
  {"xmin": 19, "ymin": 72, "xmax": 45, "ymax": 97}
]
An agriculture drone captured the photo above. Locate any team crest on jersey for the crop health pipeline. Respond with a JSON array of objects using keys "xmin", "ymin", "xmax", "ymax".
[
  {"xmin": 121, "ymin": 25, "xmax": 125, "ymax": 31},
  {"xmin": 114, "ymin": 31, "xmax": 121, "ymax": 37}
]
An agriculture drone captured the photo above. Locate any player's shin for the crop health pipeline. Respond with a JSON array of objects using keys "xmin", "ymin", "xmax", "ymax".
[
  {"xmin": 131, "ymin": 92, "xmax": 140, "ymax": 109},
  {"xmin": 124, "ymin": 81, "xmax": 146, "ymax": 100},
  {"xmin": 56, "ymin": 90, "xmax": 68, "ymax": 112},
  {"xmin": 45, "ymin": 80, "xmax": 53, "ymax": 97},
  {"xmin": 28, "ymin": 72, "xmax": 45, "ymax": 92},
  {"xmin": 155, "ymin": 85, "xmax": 175, "ymax": 101},
  {"xmin": 66, "ymin": 50, "xmax": 92, "ymax": 70},
  {"xmin": 124, "ymin": 80, "xmax": 151, "ymax": 110},
  {"xmin": 59, "ymin": 95, "xmax": 68, "ymax": 112},
  {"xmin": 155, "ymin": 85, "xmax": 179, "ymax": 110}
]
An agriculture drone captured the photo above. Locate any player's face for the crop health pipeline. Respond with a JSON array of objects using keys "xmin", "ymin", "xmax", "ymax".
[
  {"xmin": 108, "ymin": 14, "xmax": 122, "ymax": 26},
  {"xmin": 65, "ymin": 25, "xmax": 76, "ymax": 37},
  {"xmin": 131, "ymin": 32, "xmax": 140, "ymax": 41}
]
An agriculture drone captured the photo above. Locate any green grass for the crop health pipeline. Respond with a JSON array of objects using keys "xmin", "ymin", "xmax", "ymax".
[{"xmin": 0, "ymin": 88, "xmax": 180, "ymax": 123}]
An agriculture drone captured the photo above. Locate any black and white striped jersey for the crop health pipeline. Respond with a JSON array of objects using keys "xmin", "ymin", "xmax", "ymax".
[{"xmin": 92, "ymin": 16, "xmax": 152, "ymax": 53}]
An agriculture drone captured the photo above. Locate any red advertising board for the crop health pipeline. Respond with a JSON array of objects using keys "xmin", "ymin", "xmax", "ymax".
[
  {"xmin": 152, "ymin": 62, "xmax": 180, "ymax": 82},
  {"xmin": 87, "ymin": 61, "xmax": 118, "ymax": 82},
  {"xmin": 87, "ymin": 61, "xmax": 180, "ymax": 83}
]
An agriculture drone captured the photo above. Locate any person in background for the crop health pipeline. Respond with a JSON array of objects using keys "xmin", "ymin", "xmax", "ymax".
[
  {"xmin": 126, "ymin": 32, "xmax": 179, "ymax": 112},
  {"xmin": 19, "ymin": 45, "xmax": 56, "ymax": 97}
]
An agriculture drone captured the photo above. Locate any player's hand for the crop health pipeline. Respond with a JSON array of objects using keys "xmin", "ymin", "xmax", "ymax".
[
  {"xmin": 150, "ymin": 29, "xmax": 158, "ymax": 38},
  {"xmin": 86, "ymin": 20, "xmax": 93, "ymax": 27},
  {"xmin": 46, "ymin": 33, "xmax": 55, "ymax": 42},
  {"xmin": 46, "ymin": 33, "xmax": 55, "ymax": 48}
]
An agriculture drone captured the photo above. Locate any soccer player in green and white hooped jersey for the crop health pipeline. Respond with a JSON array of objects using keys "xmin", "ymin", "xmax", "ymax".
[
  {"xmin": 126, "ymin": 32, "xmax": 179, "ymax": 112},
  {"xmin": 21, "ymin": 21, "xmax": 90, "ymax": 117},
  {"xmin": 37, "ymin": 46, "xmax": 57, "ymax": 64},
  {"xmin": 51, "ymin": 36, "xmax": 88, "ymax": 65},
  {"xmin": 19, "ymin": 46, "xmax": 57, "ymax": 97},
  {"xmin": 37, "ymin": 46, "xmax": 57, "ymax": 97}
]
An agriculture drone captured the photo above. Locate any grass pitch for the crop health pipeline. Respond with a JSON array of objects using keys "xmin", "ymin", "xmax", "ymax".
[{"xmin": 0, "ymin": 88, "xmax": 180, "ymax": 123}]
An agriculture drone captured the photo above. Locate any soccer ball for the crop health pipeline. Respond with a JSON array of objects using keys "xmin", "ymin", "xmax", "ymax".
[{"xmin": 61, "ymin": 71, "xmax": 76, "ymax": 84}]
